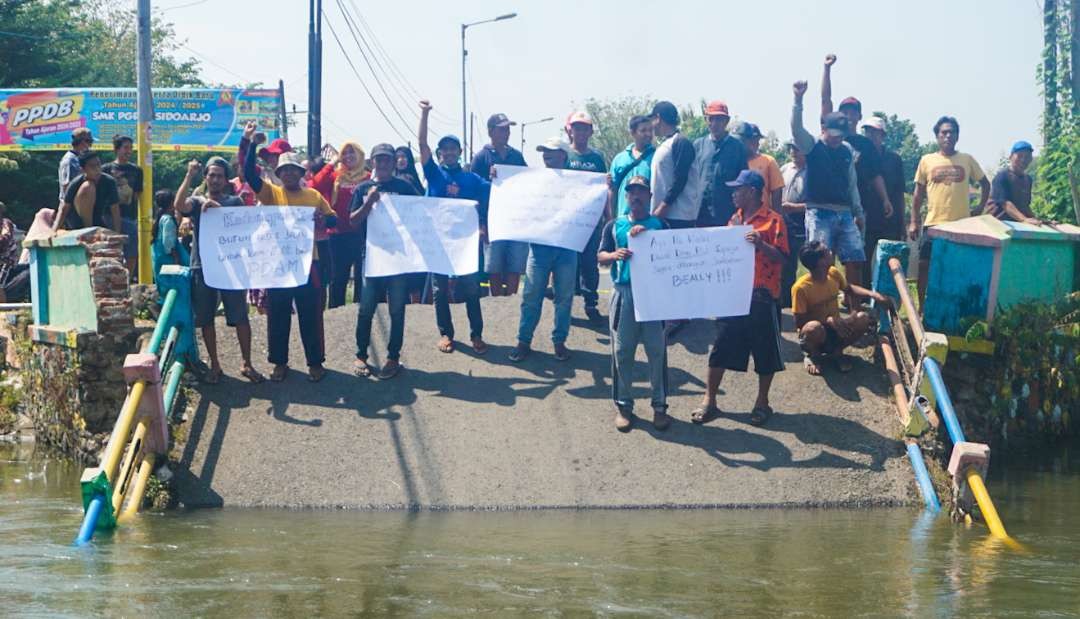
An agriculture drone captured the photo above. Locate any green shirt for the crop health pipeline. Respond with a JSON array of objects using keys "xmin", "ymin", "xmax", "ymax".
[{"xmin": 567, "ymin": 147, "xmax": 607, "ymax": 173}]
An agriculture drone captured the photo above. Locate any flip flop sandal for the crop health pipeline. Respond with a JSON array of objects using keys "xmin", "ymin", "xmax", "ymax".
[
  {"xmin": 750, "ymin": 406, "xmax": 773, "ymax": 426},
  {"xmin": 378, "ymin": 362, "xmax": 401, "ymax": 380},
  {"xmin": 437, "ymin": 338, "xmax": 455, "ymax": 353},
  {"xmin": 471, "ymin": 340, "xmax": 489, "ymax": 355},
  {"xmin": 307, "ymin": 367, "xmax": 327, "ymax": 383},
  {"xmin": 240, "ymin": 367, "xmax": 266, "ymax": 384},
  {"xmin": 353, "ymin": 361, "xmax": 372, "ymax": 378},
  {"xmin": 690, "ymin": 405, "xmax": 722, "ymax": 425},
  {"xmin": 270, "ymin": 366, "xmax": 288, "ymax": 382}
]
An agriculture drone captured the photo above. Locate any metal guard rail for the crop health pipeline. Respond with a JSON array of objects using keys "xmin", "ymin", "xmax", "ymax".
[{"xmin": 75, "ymin": 266, "xmax": 194, "ymax": 546}]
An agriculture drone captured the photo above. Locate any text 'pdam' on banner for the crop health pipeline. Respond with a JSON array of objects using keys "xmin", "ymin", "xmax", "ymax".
[
  {"xmin": 487, "ymin": 164, "xmax": 608, "ymax": 252},
  {"xmin": 0, "ymin": 88, "xmax": 282, "ymax": 151},
  {"xmin": 627, "ymin": 225, "xmax": 755, "ymax": 322},
  {"xmin": 364, "ymin": 194, "xmax": 481, "ymax": 277},
  {"xmin": 198, "ymin": 206, "xmax": 315, "ymax": 290}
]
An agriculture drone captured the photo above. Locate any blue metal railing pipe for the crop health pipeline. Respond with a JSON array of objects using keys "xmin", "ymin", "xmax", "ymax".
[
  {"xmin": 74, "ymin": 495, "xmax": 105, "ymax": 546},
  {"xmin": 906, "ymin": 441, "xmax": 941, "ymax": 512},
  {"xmin": 923, "ymin": 357, "xmax": 966, "ymax": 445}
]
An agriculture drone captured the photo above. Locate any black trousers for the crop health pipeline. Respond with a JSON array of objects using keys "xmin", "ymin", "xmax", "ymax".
[
  {"xmin": 329, "ymin": 232, "xmax": 364, "ymax": 308},
  {"xmin": 267, "ymin": 267, "xmax": 324, "ymax": 367},
  {"xmin": 577, "ymin": 222, "xmax": 602, "ymax": 309}
]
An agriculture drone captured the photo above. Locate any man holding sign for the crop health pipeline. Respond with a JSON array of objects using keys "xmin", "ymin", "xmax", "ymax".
[
  {"xmin": 244, "ymin": 133, "xmax": 337, "ymax": 383},
  {"xmin": 691, "ymin": 170, "xmax": 788, "ymax": 427},
  {"xmin": 598, "ymin": 175, "xmax": 670, "ymax": 432},
  {"xmin": 507, "ymin": 137, "xmax": 579, "ymax": 363},
  {"xmin": 348, "ymin": 143, "xmax": 419, "ymax": 379}
]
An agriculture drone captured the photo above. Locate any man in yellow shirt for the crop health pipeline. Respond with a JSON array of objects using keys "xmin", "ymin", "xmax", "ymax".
[
  {"xmin": 792, "ymin": 241, "xmax": 892, "ymax": 375},
  {"xmin": 909, "ymin": 116, "xmax": 989, "ymax": 307},
  {"xmin": 245, "ymin": 132, "xmax": 337, "ymax": 383}
]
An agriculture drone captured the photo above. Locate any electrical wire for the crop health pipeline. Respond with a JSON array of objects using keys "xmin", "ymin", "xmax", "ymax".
[{"xmin": 323, "ymin": 14, "xmax": 412, "ymax": 144}]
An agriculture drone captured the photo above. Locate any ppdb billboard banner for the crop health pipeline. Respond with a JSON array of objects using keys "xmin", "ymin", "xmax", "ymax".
[{"xmin": 0, "ymin": 88, "xmax": 282, "ymax": 151}]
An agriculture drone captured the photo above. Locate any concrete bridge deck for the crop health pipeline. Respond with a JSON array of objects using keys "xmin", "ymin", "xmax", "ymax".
[{"xmin": 175, "ymin": 295, "xmax": 915, "ymax": 509}]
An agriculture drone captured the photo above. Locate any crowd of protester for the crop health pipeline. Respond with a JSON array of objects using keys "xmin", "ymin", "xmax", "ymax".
[{"xmin": 37, "ymin": 54, "xmax": 1055, "ymax": 432}]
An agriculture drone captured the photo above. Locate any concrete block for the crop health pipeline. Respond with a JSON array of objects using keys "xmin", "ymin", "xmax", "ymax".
[
  {"xmin": 947, "ymin": 441, "xmax": 990, "ymax": 479},
  {"xmin": 122, "ymin": 353, "xmax": 168, "ymax": 455},
  {"xmin": 923, "ymin": 332, "xmax": 949, "ymax": 367},
  {"xmin": 122, "ymin": 353, "xmax": 160, "ymax": 385}
]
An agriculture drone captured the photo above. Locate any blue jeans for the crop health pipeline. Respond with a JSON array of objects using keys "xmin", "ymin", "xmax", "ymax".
[
  {"xmin": 805, "ymin": 207, "xmax": 866, "ymax": 263},
  {"xmin": 517, "ymin": 244, "xmax": 578, "ymax": 346}
]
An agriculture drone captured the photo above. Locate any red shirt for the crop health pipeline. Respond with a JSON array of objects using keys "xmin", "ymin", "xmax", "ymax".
[{"xmin": 733, "ymin": 206, "xmax": 789, "ymax": 299}]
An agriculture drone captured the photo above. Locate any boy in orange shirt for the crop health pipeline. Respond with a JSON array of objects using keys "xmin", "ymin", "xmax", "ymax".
[{"xmin": 692, "ymin": 170, "xmax": 788, "ymax": 427}]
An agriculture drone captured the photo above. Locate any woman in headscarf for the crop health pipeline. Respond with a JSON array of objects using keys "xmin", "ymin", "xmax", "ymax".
[
  {"xmin": 395, "ymin": 146, "xmax": 425, "ymax": 195},
  {"xmin": 312, "ymin": 141, "xmax": 370, "ymax": 308}
]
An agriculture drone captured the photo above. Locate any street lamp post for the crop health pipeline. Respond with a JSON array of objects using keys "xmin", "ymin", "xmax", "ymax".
[
  {"xmin": 520, "ymin": 116, "xmax": 554, "ymax": 152},
  {"xmin": 461, "ymin": 12, "xmax": 517, "ymax": 163}
]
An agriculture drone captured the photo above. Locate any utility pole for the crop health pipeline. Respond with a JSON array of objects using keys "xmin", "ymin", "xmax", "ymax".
[
  {"xmin": 278, "ymin": 79, "xmax": 288, "ymax": 141},
  {"xmin": 135, "ymin": 0, "xmax": 154, "ymax": 284},
  {"xmin": 307, "ymin": 0, "xmax": 323, "ymax": 155},
  {"xmin": 461, "ymin": 13, "xmax": 517, "ymax": 164}
]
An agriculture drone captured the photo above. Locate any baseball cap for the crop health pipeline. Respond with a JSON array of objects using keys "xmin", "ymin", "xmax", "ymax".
[
  {"xmin": 205, "ymin": 156, "xmax": 231, "ymax": 177},
  {"xmin": 860, "ymin": 116, "xmax": 886, "ymax": 132},
  {"xmin": 704, "ymin": 100, "xmax": 730, "ymax": 117},
  {"xmin": 735, "ymin": 122, "xmax": 763, "ymax": 140},
  {"xmin": 823, "ymin": 112, "xmax": 849, "ymax": 137},
  {"xmin": 437, "ymin": 134, "xmax": 462, "ymax": 149},
  {"xmin": 649, "ymin": 101, "xmax": 679, "ymax": 126},
  {"xmin": 1010, "ymin": 140, "xmax": 1034, "ymax": 154},
  {"xmin": 625, "ymin": 175, "xmax": 650, "ymax": 191},
  {"xmin": 725, "ymin": 169, "xmax": 765, "ymax": 190},
  {"xmin": 370, "ymin": 143, "xmax": 395, "ymax": 158},
  {"xmin": 536, "ymin": 136, "xmax": 570, "ymax": 153},
  {"xmin": 274, "ymin": 151, "xmax": 306, "ymax": 174},
  {"xmin": 259, "ymin": 138, "xmax": 293, "ymax": 158},
  {"xmin": 839, "ymin": 96, "xmax": 862, "ymax": 112},
  {"xmin": 487, "ymin": 113, "xmax": 515, "ymax": 130},
  {"xmin": 565, "ymin": 110, "xmax": 593, "ymax": 129}
]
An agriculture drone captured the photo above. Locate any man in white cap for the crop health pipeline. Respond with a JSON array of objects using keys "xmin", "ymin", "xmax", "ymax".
[
  {"xmin": 859, "ymin": 116, "xmax": 906, "ymax": 282},
  {"xmin": 509, "ymin": 136, "xmax": 579, "ymax": 363},
  {"xmin": 565, "ymin": 110, "xmax": 607, "ymax": 323}
]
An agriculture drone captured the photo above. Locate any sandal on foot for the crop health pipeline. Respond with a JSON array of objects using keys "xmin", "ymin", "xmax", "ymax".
[
  {"xmin": 270, "ymin": 365, "xmax": 289, "ymax": 382},
  {"xmin": 307, "ymin": 366, "xmax": 327, "ymax": 383},
  {"xmin": 508, "ymin": 345, "xmax": 530, "ymax": 363},
  {"xmin": 378, "ymin": 360, "xmax": 401, "ymax": 380},
  {"xmin": 203, "ymin": 367, "xmax": 223, "ymax": 385},
  {"xmin": 437, "ymin": 337, "xmax": 454, "ymax": 353},
  {"xmin": 471, "ymin": 338, "xmax": 489, "ymax": 355},
  {"xmin": 615, "ymin": 410, "xmax": 633, "ymax": 432},
  {"xmin": 240, "ymin": 366, "xmax": 266, "ymax": 384},
  {"xmin": 652, "ymin": 410, "xmax": 672, "ymax": 432},
  {"xmin": 553, "ymin": 343, "xmax": 570, "ymax": 362},
  {"xmin": 353, "ymin": 360, "xmax": 373, "ymax": 378},
  {"xmin": 750, "ymin": 405, "xmax": 773, "ymax": 426},
  {"xmin": 690, "ymin": 405, "xmax": 722, "ymax": 425}
]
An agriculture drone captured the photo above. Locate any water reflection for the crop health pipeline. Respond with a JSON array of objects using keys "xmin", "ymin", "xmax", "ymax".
[{"xmin": 3, "ymin": 443, "xmax": 1080, "ymax": 616}]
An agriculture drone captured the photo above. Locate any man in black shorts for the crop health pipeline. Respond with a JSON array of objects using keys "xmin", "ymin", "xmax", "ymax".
[
  {"xmin": 175, "ymin": 158, "xmax": 265, "ymax": 385},
  {"xmin": 691, "ymin": 170, "xmax": 788, "ymax": 427}
]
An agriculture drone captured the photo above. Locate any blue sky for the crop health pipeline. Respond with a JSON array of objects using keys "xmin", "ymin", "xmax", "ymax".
[{"xmin": 161, "ymin": 0, "xmax": 1045, "ymax": 169}]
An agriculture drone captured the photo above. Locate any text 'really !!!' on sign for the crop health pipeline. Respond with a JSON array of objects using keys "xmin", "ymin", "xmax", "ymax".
[
  {"xmin": 627, "ymin": 226, "xmax": 755, "ymax": 321},
  {"xmin": 198, "ymin": 206, "xmax": 315, "ymax": 290},
  {"xmin": 487, "ymin": 164, "xmax": 608, "ymax": 252}
]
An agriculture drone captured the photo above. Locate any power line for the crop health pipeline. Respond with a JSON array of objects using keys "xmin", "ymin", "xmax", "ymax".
[
  {"xmin": 323, "ymin": 14, "xmax": 412, "ymax": 144},
  {"xmin": 337, "ymin": 1, "xmax": 418, "ymax": 122},
  {"xmin": 345, "ymin": 0, "xmax": 456, "ymax": 126}
]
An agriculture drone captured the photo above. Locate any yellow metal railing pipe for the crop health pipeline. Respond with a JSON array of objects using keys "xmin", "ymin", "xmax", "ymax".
[
  {"xmin": 887, "ymin": 257, "xmax": 924, "ymax": 344},
  {"xmin": 118, "ymin": 452, "xmax": 157, "ymax": 523},
  {"xmin": 100, "ymin": 381, "xmax": 147, "ymax": 482},
  {"xmin": 965, "ymin": 467, "xmax": 1009, "ymax": 540},
  {"xmin": 112, "ymin": 418, "xmax": 149, "ymax": 514}
]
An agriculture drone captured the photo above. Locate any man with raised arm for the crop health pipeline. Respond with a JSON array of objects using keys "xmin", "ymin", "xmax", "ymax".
[
  {"xmin": 174, "ymin": 157, "xmax": 264, "ymax": 385},
  {"xmin": 790, "ymin": 79, "xmax": 865, "ymax": 308},
  {"xmin": 417, "ymin": 99, "xmax": 491, "ymax": 355}
]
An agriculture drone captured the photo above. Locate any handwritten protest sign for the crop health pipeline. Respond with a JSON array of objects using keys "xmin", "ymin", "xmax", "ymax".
[
  {"xmin": 199, "ymin": 206, "xmax": 315, "ymax": 290},
  {"xmin": 365, "ymin": 195, "xmax": 480, "ymax": 277},
  {"xmin": 488, "ymin": 164, "xmax": 608, "ymax": 252},
  {"xmin": 627, "ymin": 226, "xmax": 755, "ymax": 321}
]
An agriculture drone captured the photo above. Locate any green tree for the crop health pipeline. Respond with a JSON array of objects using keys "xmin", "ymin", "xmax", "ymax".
[{"xmin": 1032, "ymin": 0, "xmax": 1079, "ymax": 222}]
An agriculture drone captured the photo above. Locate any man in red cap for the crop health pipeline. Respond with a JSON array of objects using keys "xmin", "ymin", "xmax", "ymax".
[
  {"xmin": 821, "ymin": 54, "xmax": 894, "ymax": 245},
  {"xmin": 564, "ymin": 110, "xmax": 607, "ymax": 323},
  {"xmin": 693, "ymin": 100, "xmax": 748, "ymax": 227}
]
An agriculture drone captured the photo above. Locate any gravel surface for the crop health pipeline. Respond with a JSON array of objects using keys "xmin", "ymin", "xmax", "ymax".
[{"xmin": 175, "ymin": 295, "xmax": 915, "ymax": 509}]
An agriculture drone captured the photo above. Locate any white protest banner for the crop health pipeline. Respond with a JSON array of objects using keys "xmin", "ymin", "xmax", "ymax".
[
  {"xmin": 199, "ymin": 206, "xmax": 314, "ymax": 290},
  {"xmin": 364, "ymin": 194, "xmax": 480, "ymax": 277},
  {"xmin": 488, "ymin": 164, "xmax": 608, "ymax": 252},
  {"xmin": 627, "ymin": 226, "xmax": 755, "ymax": 321}
]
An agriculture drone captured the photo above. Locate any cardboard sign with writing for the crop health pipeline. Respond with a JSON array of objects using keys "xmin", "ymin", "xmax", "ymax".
[
  {"xmin": 627, "ymin": 226, "xmax": 755, "ymax": 321},
  {"xmin": 365, "ymin": 195, "xmax": 480, "ymax": 277},
  {"xmin": 488, "ymin": 164, "xmax": 608, "ymax": 252},
  {"xmin": 199, "ymin": 206, "xmax": 314, "ymax": 290}
]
